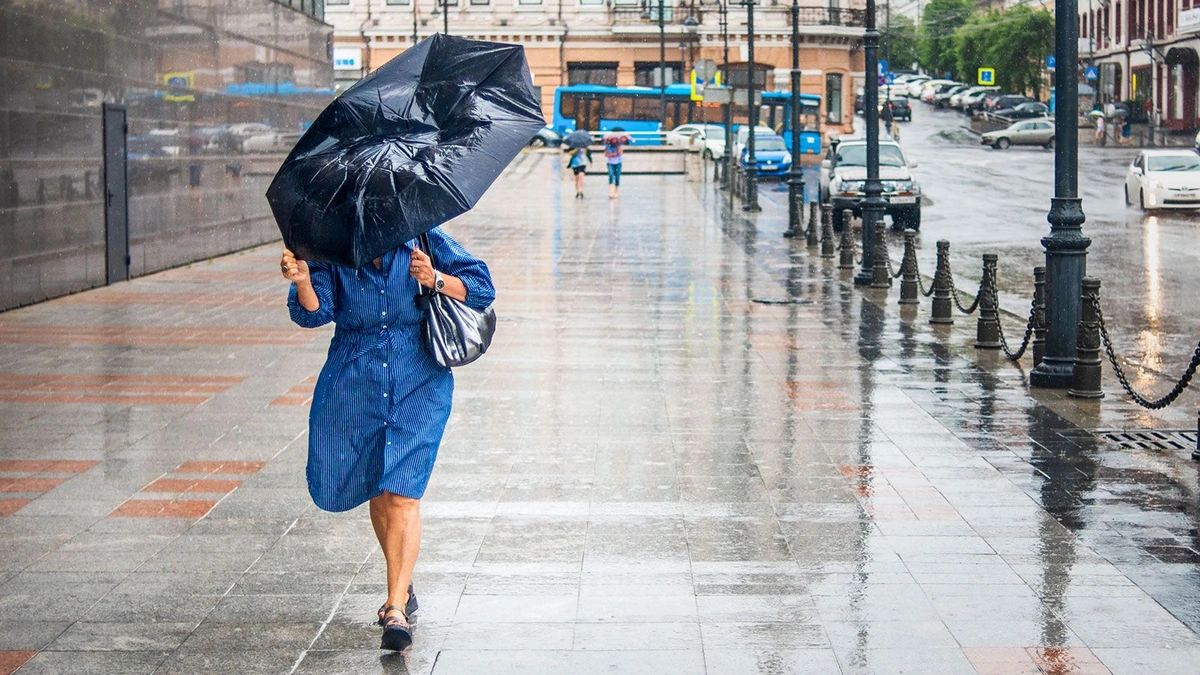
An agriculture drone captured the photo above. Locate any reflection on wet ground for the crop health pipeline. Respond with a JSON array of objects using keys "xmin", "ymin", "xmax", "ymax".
[{"xmin": 0, "ymin": 151, "xmax": 1198, "ymax": 673}]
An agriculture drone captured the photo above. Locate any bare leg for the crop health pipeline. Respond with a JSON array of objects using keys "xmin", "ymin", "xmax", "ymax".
[
  {"xmin": 381, "ymin": 491, "xmax": 421, "ymax": 623},
  {"xmin": 369, "ymin": 494, "xmax": 389, "ymax": 621},
  {"xmin": 575, "ymin": 171, "xmax": 584, "ymax": 197}
]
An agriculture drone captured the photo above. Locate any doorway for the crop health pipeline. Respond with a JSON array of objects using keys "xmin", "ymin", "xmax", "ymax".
[{"xmin": 103, "ymin": 104, "xmax": 129, "ymax": 284}]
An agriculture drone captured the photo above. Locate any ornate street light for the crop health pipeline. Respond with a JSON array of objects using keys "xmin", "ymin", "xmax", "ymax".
[
  {"xmin": 854, "ymin": 0, "xmax": 883, "ymax": 285},
  {"xmin": 742, "ymin": 0, "xmax": 760, "ymax": 212},
  {"xmin": 784, "ymin": 0, "xmax": 805, "ymax": 237}
]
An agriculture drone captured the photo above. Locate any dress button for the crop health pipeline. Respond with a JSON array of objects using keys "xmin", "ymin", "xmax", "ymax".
[
  {"xmin": 383, "ymin": 363, "xmax": 388, "ymax": 368},
  {"xmin": 382, "ymin": 311, "xmax": 387, "ymax": 316},
  {"xmin": 383, "ymin": 393, "xmax": 388, "ymax": 398},
  {"xmin": 382, "ymin": 324, "xmax": 388, "ymax": 329}
]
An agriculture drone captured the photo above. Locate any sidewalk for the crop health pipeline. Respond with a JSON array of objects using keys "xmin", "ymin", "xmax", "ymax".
[{"xmin": 1, "ymin": 151, "xmax": 1199, "ymax": 674}]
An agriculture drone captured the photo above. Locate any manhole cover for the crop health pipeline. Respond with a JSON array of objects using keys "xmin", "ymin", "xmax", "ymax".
[{"xmin": 1098, "ymin": 429, "xmax": 1197, "ymax": 452}]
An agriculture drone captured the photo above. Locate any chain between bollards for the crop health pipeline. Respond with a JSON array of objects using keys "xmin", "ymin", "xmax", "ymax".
[
  {"xmin": 899, "ymin": 230, "xmax": 919, "ymax": 305},
  {"xmin": 838, "ymin": 210, "xmax": 856, "ymax": 270},
  {"xmin": 820, "ymin": 207, "xmax": 835, "ymax": 259},
  {"xmin": 870, "ymin": 222, "xmax": 891, "ymax": 288},
  {"xmin": 993, "ymin": 267, "xmax": 1043, "ymax": 362},
  {"xmin": 1089, "ymin": 283, "xmax": 1200, "ymax": 408},
  {"xmin": 806, "ymin": 202, "xmax": 820, "ymax": 247}
]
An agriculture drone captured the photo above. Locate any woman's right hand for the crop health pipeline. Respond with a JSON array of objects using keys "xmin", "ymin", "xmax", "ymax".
[{"xmin": 281, "ymin": 248, "xmax": 310, "ymax": 286}]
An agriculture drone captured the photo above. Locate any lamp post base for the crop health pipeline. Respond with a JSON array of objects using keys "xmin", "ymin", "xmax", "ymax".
[{"xmin": 1030, "ymin": 357, "xmax": 1075, "ymax": 388}]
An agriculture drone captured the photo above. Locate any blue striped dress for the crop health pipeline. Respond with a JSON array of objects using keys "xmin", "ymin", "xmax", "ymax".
[{"xmin": 287, "ymin": 227, "xmax": 494, "ymax": 512}]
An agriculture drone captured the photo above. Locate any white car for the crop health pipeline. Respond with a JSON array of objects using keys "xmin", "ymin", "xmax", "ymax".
[
  {"xmin": 902, "ymin": 76, "xmax": 931, "ymax": 97},
  {"xmin": 916, "ymin": 79, "xmax": 958, "ymax": 101},
  {"xmin": 1125, "ymin": 150, "xmax": 1200, "ymax": 210},
  {"xmin": 665, "ymin": 123, "xmax": 727, "ymax": 159}
]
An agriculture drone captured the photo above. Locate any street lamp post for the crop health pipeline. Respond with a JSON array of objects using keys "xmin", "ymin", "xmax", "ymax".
[
  {"xmin": 743, "ymin": 0, "xmax": 760, "ymax": 212},
  {"xmin": 1030, "ymin": 0, "xmax": 1089, "ymax": 388},
  {"xmin": 854, "ymin": 0, "xmax": 883, "ymax": 285},
  {"xmin": 784, "ymin": 0, "xmax": 805, "ymax": 237},
  {"xmin": 720, "ymin": 0, "xmax": 732, "ymax": 190},
  {"xmin": 660, "ymin": 0, "xmax": 668, "ymax": 123}
]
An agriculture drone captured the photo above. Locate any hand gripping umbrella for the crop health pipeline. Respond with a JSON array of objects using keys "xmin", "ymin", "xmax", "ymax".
[{"xmin": 267, "ymin": 35, "xmax": 545, "ymax": 268}]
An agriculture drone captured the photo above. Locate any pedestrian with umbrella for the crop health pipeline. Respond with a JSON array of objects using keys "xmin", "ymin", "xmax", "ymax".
[
  {"xmin": 269, "ymin": 34, "xmax": 544, "ymax": 652},
  {"xmin": 563, "ymin": 129, "xmax": 592, "ymax": 199}
]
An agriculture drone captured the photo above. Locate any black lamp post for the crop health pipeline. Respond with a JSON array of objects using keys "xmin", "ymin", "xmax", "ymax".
[
  {"xmin": 660, "ymin": 0, "xmax": 668, "ymax": 122},
  {"xmin": 719, "ymin": 0, "xmax": 732, "ymax": 190},
  {"xmin": 743, "ymin": 0, "xmax": 760, "ymax": 212},
  {"xmin": 1030, "ymin": 0, "xmax": 1089, "ymax": 387},
  {"xmin": 854, "ymin": 0, "xmax": 883, "ymax": 285},
  {"xmin": 784, "ymin": 0, "xmax": 805, "ymax": 237},
  {"xmin": 444, "ymin": 0, "xmax": 449, "ymax": 35}
]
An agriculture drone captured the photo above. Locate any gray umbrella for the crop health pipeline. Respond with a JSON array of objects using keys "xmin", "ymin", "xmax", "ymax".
[{"xmin": 564, "ymin": 130, "xmax": 592, "ymax": 149}]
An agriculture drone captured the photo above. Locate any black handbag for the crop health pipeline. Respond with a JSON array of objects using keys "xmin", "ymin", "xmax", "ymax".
[{"xmin": 415, "ymin": 233, "xmax": 496, "ymax": 368}]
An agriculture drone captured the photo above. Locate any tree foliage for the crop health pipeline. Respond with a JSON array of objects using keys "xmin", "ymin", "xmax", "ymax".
[
  {"xmin": 919, "ymin": 0, "xmax": 975, "ymax": 78},
  {"xmin": 882, "ymin": 14, "xmax": 919, "ymax": 72},
  {"xmin": 951, "ymin": 5, "xmax": 1054, "ymax": 96}
]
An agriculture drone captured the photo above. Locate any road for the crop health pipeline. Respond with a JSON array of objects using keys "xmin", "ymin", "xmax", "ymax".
[{"xmin": 896, "ymin": 102, "xmax": 1200, "ymax": 393}]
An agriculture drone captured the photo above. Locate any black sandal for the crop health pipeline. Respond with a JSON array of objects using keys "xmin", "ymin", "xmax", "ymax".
[
  {"xmin": 379, "ymin": 605, "xmax": 412, "ymax": 651},
  {"xmin": 376, "ymin": 584, "xmax": 418, "ymax": 625}
]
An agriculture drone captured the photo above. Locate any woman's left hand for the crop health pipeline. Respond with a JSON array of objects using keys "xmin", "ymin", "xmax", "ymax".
[{"xmin": 409, "ymin": 248, "xmax": 436, "ymax": 288}]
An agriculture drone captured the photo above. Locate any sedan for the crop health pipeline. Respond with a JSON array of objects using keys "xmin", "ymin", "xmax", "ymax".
[
  {"xmin": 1125, "ymin": 150, "xmax": 1200, "ymax": 210},
  {"xmin": 980, "ymin": 119, "xmax": 1054, "ymax": 149},
  {"xmin": 994, "ymin": 101, "xmax": 1050, "ymax": 120},
  {"xmin": 740, "ymin": 134, "xmax": 792, "ymax": 177}
]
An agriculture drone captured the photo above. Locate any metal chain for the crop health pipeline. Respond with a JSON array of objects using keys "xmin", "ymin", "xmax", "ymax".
[
  {"xmin": 918, "ymin": 270, "xmax": 934, "ymax": 297},
  {"xmin": 887, "ymin": 252, "xmax": 903, "ymax": 279},
  {"xmin": 995, "ymin": 287, "xmax": 1036, "ymax": 361},
  {"xmin": 948, "ymin": 277, "xmax": 982, "ymax": 314},
  {"xmin": 1093, "ymin": 294, "xmax": 1200, "ymax": 409}
]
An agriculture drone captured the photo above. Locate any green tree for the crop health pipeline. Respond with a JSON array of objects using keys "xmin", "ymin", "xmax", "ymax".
[
  {"xmin": 951, "ymin": 5, "xmax": 1053, "ymax": 95},
  {"xmin": 919, "ymin": 0, "xmax": 976, "ymax": 77},
  {"xmin": 882, "ymin": 14, "xmax": 919, "ymax": 71}
]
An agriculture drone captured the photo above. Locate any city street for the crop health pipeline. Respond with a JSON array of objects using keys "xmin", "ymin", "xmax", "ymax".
[{"xmin": 2, "ymin": 150, "xmax": 1200, "ymax": 674}]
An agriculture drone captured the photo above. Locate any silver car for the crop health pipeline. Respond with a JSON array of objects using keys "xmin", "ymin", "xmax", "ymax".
[{"xmin": 980, "ymin": 119, "xmax": 1055, "ymax": 150}]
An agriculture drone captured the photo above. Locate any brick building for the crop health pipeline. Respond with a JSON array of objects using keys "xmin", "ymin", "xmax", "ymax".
[
  {"xmin": 325, "ymin": 0, "xmax": 868, "ymax": 133},
  {"xmin": 1082, "ymin": 0, "xmax": 1200, "ymax": 132}
]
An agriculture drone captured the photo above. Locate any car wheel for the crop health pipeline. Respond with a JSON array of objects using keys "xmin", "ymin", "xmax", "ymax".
[
  {"xmin": 1139, "ymin": 189, "xmax": 1147, "ymax": 212},
  {"xmin": 1044, "ymin": 137, "xmax": 1055, "ymax": 150},
  {"xmin": 529, "ymin": 137, "xmax": 546, "ymax": 148},
  {"xmin": 702, "ymin": 149, "xmax": 713, "ymax": 160},
  {"xmin": 996, "ymin": 138, "xmax": 1011, "ymax": 150}
]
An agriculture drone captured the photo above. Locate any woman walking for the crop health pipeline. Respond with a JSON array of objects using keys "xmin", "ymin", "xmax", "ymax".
[
  {"xmin": 567, "ymin": 145, "xmax": 590, "ymax": 198},
  {"xmin": 604, "ymin": 129, "xmax": 633, "ymax": 199},
  {"xmin": 280, "ymin": 230, "xmax": 494, "ymax": 651}
]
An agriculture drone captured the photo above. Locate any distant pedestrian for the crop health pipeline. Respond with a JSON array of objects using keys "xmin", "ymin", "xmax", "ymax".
[
  {"xmin": 1094, "ymin": 115, "xmax": 1106, "ymax": 146},
  {"xmin": 280, "ymin": 232, "xmax": 494, "ymax": 652},
  {"xmin": 1121, "ymin": 116, "xmax": 1132, "ymax": 145},
  {"xmin": 604, "ymin": 128, "xmax": 633, "ymax": 199},
  {"xmin": 566, "ymin": 145, "xmax": 591, "ymax": 199}
]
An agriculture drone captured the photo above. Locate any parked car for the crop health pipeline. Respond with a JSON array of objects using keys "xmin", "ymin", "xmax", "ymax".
[
  {"xmin": 922, "ymin": 82, "xmax": 961, "ymax": 104},
  {"xmin": 242, "ymin": 131, "xmax": 302, "ymax": 153},
  {"xmin": 731, "ymin": 125, "xmax": 776, "ymax": 159},
  {"xmin": 980, "ymin": 119, "xmax": 1055, "ymax": 149},
  {"xmin": 1125, "ymin": 150, "xmax": 1200, "ymax": 210},
  {"xmin": 993, "ymin": 101, "xmax": 1050, "ymax": 120},
  {"xmin": 739, "ymin": 133, "xmax": 792, "ymax": 177},
  {"xmin": 960, "ymin": 87, "xmax": 999, "ymax": 113},
  {"xmin": 911, "ymin": 78, "xmax": 953, "ymax": 98},
  {"xmin": 820, "ymin": 138, "xmax": 921, "ymax": 230},
  {"xmin": 666, "ymin": 123, "xmax": 726, "ymax": 159},
  {"xmin": 529, "ymin": 126, "xmax": 562, "ymax": 147},
  {"xmin": 933, "ymin": 84, "xmax": 969, "ymax": 108},
  {"xmin": 985, "ymin": 94, "xmax": 1029, "ymax": 113},
  {"xmin": 887, "ymin": 97, "xmax": 912, "ymax": 121}
]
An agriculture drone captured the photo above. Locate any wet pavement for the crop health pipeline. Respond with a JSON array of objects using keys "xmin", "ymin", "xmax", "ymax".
[{"xmin": 2, "ymin": 149, "xmax": 1200, "ymax": 674}]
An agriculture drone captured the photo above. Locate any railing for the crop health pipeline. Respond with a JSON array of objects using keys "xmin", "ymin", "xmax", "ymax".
[
  {"xmin": 609, "ymin": 3, "xmax": 863, "ymax": 26},
  {"xmin": 791, "ymin": 7, "xmax": 866, "ymax": 27}
]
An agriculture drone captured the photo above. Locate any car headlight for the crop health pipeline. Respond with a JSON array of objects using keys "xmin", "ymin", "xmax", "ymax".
[
  {"xmin": 840, "ymin": 180, "xmax": 864, "ymax": 193},
  {"xmin": 1148, "ymin": 180, "xmax": 1163, "ymax": 190}
]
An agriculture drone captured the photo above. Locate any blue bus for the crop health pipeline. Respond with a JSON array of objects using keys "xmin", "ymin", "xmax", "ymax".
[{"xmin": 551, "ymin": 83, "xmax": 822, "ymax": 153}]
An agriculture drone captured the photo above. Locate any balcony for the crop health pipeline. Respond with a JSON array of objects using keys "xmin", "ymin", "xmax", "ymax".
[{"xmin": 609, "ymin": 3, "xmax": 864, "ymax": 29}]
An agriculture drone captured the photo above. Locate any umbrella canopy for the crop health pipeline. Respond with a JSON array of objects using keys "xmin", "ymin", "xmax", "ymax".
[
  {"xmin": 267, "ymin": 34, "xmax": 545, "ymax": 268},
  {"xmin": 1088, "ymin": 110, "xmax": 1106, "ymax": 118},
  {"xmin": 563, "ymin": 130, "xmax": 592, "ymax": 149}
]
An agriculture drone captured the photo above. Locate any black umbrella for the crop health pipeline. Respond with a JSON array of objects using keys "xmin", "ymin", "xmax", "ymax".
[
  {"xmin": 267, "ymin": 34, "xmax": 545, "ymax": 268},
  {"xmin": 563, "ymin": 130, "xmax": 592, "ymax": 149}
]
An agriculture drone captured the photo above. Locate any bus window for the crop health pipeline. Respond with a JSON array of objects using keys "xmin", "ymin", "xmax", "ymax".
[
  {"xmin": 607, "ymin": 95, "xmax": 634, "ymax": 120},
  {"xmin": 632, "ymin": 96, "xmax": 660, "ymax": 121},
  {"xmin": 560, "ymin": 93, "xmax": 578, "ymax": 118}
]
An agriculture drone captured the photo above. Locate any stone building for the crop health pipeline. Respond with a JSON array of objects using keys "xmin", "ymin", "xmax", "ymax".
[{"xmin": 325, "ymin": 0, "xmax": 868, "ymax": 132}]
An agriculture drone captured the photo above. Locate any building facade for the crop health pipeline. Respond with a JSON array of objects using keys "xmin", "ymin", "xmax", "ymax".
[
  {"xmin": 325, "ymin": 0, "xmax": 867, "ymax": 132},
  {"xmin": 1081, "ymin": 0, "xmax": 1200, "ymax": 132},
  {"xmin": 0, "ymin": 0, "xmax": 334, "ymax": 311}
]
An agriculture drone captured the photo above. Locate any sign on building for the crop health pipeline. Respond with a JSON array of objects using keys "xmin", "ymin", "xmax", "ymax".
[
  {"xmin": 1180, "ymin": 7, "xmax": 1200, "ymax": 34},
  {"xmin": 333, "ymin": 47, "xmax": 363, "ymax": 71}
]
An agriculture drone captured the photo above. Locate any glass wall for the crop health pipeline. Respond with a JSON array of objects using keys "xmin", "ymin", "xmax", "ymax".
[{"xmin": 0, "ymin": 0, "xmax": 333, "ymax": 311}]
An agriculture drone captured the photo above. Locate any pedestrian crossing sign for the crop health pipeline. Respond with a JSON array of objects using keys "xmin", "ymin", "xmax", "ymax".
[{"xmin": 977, "ymin": 67, "xmax": 996, "ymax": 86}]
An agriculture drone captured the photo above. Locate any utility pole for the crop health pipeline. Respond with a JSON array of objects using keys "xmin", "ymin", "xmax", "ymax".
[
  {"xmin": 785, "ymin": 0, "xmax": 804, "ymax": 235},
  {"xmin": 1030, "ymin": 0, "xmax": 1089, "ymax": 388},
  {"xmin": 855, "ymin": 0, "xmax": 883, "ymax": 285},
  {"xmin": 743, "ymin": 0, "xmax": 760, "ymax": 212}
]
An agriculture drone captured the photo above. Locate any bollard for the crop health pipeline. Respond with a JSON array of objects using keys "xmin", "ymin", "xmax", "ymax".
[
  {"xmin": 929, "ymin": 240, "xmax": 953, "ymax": 325},
  {"xmin": 974, "ymin": 254, "xmax": 1001, "ymax": 349},
  {"xmin": 820, "ymin": 206, "xmax": 836, "ymax": 259},
  {"xmin": 1192, "ymin": 411, "xmax": 1199, "ymax": 461},
  {"xmin": 838, "ymin": 210, "xmax": 856, "ymax": 270},
  {"xmin": 899, "ymin": 230, "xmax": 919, "ymax": 305},
  {"xmin": 806, "ymin": 201, "xmax": 820, "ymax": 247},
  {"xmin": 871, "ymin": 222, "xmax": 892, "ymax": 288},
  {"xmin": 1032, "ymin": 266, "xmax": 1047, "ymax": 367},
  {"xmin": 1068, "ymin": 277, "xmax": 1105, "ymax": 399}
]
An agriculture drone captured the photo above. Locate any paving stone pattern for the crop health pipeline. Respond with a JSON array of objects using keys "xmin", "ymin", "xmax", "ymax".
[{"xmin": 1, "ymin": 152, "xmax": 1199, "ymax": 674}]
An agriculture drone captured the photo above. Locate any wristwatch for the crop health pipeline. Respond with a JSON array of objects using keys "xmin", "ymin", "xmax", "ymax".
[{"xmin": 434, "ymin": 271, "xmax": 445, "ymax": 293}]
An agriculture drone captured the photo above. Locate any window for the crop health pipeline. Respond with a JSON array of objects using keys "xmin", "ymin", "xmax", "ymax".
[
  {"xmin": 386, "ymin": 0, "xmax": 410, "ymax": 5},
  {"xmin": 634, "ymin": 62, "xmax": 682, "ymax": 87},
  {"xmin": 327, "ymin": 0, "xmax": 348, "ymax": 5},
  {"xmin": 568, "ymin": 62, "xmax": 618, "ymax": 85},
  {"xmin": 607, "ymin": 95, "xmax": 634, "ymax": 119},
  {"xmin": 560, "ymin": 93, "xmax": 579, "ymax": 117},
  {"xmin": 519, "ymin": 0, "xmax": 543, "ymax": 5},
  {"xmin": 580, "ymin": 0, "xmax": 605, "ymax": 5},
  {"xmin": 825, "ymin": 73, "xmax": 843, "ymax": 124},
  {"xmin": 470, "ymin": 0, "xmax": 489, "ymax": 4}
]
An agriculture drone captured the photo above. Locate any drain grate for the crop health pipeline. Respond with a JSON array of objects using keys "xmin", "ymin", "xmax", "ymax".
[{"xmin": 1098, "ymin": 429, "xmax": 1198, "ymax": 453}]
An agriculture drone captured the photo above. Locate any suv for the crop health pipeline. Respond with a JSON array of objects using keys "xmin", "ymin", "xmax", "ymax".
[
  {"xmin": 819, "ymin": 139, "xmax": 922, "ymax": 231},
  {"xmin": 887, "ymin": 97, "xmax": 912, "ymax": 121}
]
